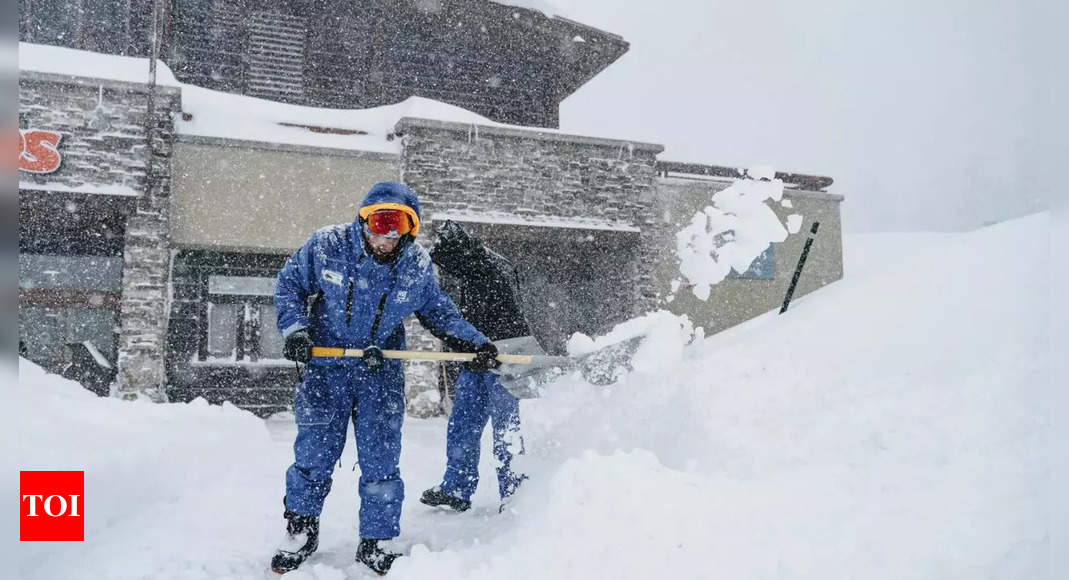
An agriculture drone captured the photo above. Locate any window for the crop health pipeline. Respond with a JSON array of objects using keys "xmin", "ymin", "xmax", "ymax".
[
  {"xmin": 200, "ymin": 276, "xmax": 285, "ymax": 363},
  {"xmin": 728, "ymin": 245, "xmax": 775, "ymax": 280},
  {"xmin": 19, "ymin": 254, "xmax": 123, "ymax": 292},
  {"xmin": 19, "ymin": 306, "xmax": 116, "ymax": 371},
  {"xmin": 206, "ymin": 302, "xmax": 239, "ymax": 359}
]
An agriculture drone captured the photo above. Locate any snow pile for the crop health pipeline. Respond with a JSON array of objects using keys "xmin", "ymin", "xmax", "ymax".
[
  {"xmin": 672, "ymin": 169, "xmax": 804, "ymax": 300},
  {"xmin": 393, "ymin": 212, "xmax": 1050, "ymax": 579},
  {"xmin": 8, "ymin": 213, "xmax": 1050, "ymax": 579},
  {"xmin": 5, "ymin": 360, "xmax": 280, "ymax": 580}
]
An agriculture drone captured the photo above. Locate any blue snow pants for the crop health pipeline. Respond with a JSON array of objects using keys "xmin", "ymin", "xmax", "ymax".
[
  {"xmin": 284, "ymin": 359, "xmax": 405, "ymax": 539},
  {"xmin": 440, "ymin": 369, "xmax": 525, "ymax": 501}
]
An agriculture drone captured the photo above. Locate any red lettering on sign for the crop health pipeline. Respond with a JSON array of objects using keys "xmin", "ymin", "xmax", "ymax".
[{"xmin": 18, "ymin": 129, "xmax": 63, "ymax": 174}]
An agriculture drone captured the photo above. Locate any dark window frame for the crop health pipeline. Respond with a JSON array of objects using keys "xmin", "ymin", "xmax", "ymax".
[{"xmin": 198, "ymin": 294, "xmax": 283, "ymax": 364}]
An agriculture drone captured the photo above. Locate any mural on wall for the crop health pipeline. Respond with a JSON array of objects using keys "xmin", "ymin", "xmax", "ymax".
[{"xmin": 18, "ymin": 129, "xmax": 63, "ymax": 174}]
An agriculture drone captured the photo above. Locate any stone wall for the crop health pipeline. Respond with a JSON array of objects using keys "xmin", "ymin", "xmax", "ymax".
[
  {"xmin": 18, "ymin": 73, "xmax": 178, "ymax": 195},
  {"xmin": 19, "ymin": 72, "xmax": 181, "ymax": 401},
  {"xmin": 397, "ymin": 117, "xmax": 666, "ymax": 308},
  {"xmin": 115, "ymin": 88, "xmax": 182, "ymax": 401},
  {"xmin": 395, "ymin": 117, "xmax": 665, "ymax": 411}
]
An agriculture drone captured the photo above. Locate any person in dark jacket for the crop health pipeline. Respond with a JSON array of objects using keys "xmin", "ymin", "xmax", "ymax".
[
  {"xmin": 418, "ymin": 221, "xmax": 534, "ymax": 513},
  {"xmin": 271, "ymin": 184, "xmax": 500, "ymax": 575}
]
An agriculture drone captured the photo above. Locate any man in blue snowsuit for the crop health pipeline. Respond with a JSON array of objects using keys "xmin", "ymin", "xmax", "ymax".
[
  {"xmin": 270, "ymin": 183, "xmax": 500, "ymax": 575},
  {"xmin": 417, "ymin": 221, "xmax": 533, "ymax": 513}
]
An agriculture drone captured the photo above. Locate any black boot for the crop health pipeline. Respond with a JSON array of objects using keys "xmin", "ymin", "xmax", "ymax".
[
  {"xmin": 419, "ymin": 486, "xmax": 471, "ymax": 512},
  {"xmin": 356, "ymin": 538, "xmax": 401, "ymax": 575},
  {"xmin": 270, "ymin": 509, "xmax": 320, "ymax": 574}
]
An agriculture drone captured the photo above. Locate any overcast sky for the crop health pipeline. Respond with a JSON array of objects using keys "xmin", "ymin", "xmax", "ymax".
[{"xmin": 549, "ymin": 0, "xmax": 1064, "ymax": 232}]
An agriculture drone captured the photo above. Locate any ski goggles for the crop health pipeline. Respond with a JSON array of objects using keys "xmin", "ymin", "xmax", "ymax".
[{"xmin": 364, "ymin": 209, "xmax": 412, "ymax": 238}]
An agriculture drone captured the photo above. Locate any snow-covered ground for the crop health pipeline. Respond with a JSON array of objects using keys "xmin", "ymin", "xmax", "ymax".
[{"xmin": 6, "ymin": 213, "xmax": 1051, "ymax": 579}]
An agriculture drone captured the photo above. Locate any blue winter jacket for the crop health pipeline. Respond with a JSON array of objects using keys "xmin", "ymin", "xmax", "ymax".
[{"xmin": 275, "ymin": 182, "xmax": 489, "ymax": 351}]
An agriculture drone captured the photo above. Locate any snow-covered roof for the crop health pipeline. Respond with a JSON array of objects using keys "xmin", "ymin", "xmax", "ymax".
[
  {"xmin": 18, "ymin": 42, "xmax": 509, "ymax": 154},
  {"xmin": 18, "ymin": 42, "xmax": 180, "ymax": 87},
  {"xmin": 432, "ymin": 210, "xmax": 641, "ymax": 233},
  {"xmin": 17, "ymin": 42, "xmax": 643, "ymax": 156},
  {"xmin": 178, "ymin": 83, "xmax": 501, "ymax": 154}
]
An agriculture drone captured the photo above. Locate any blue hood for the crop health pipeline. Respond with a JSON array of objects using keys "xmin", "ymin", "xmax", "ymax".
[{"xmin": 359, "ymin": 181, "xmax": 420, "ymax": 215}]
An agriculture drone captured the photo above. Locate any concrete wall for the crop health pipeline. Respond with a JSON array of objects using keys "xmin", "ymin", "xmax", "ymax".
[
  {"xmin": 170, "ymin": 137, "xmax": 399, "ymax": 252},
  {"xmin": 652, "ymin": 178, "xmax": 845, "ymax": 334}
]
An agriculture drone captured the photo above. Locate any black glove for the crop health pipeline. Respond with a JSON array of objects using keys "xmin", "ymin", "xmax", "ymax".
[
  {"xmin": 467, "ymin": 342, "xmax": 501, "ymax": 372},
  {"xmin": 363, "ymin": 345, "xmax": 385, "ymax": 372},
  {"xmin": 283, "ymin": 330, "xmax": 314, "ymax": 363}
]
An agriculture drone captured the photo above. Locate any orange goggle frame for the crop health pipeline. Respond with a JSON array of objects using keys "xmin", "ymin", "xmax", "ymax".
[
  {"xmin": 358, "ymin": 202, "xmax": 421, "ymax": 236},
  {"xmin": 365, "ymin": 209, "xmax": 412, "ymax": 238}
]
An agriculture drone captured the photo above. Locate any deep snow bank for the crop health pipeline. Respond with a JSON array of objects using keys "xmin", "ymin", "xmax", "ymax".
[
  {"xmin": 390, "ymin": 213, "xmax": 1050, "ymax": 579},
  {"xmin": 6, "ymin": 213, "xmax": 1051, "ymax": 580},
  {"xmin": 6, "ymin": 360, "xmax": 279, "ymax": 579}
]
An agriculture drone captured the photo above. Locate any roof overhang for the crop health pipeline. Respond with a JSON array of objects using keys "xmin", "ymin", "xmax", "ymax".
[{"xmin": 481, "ymin": 2, "xmax": 630, "ymax": 100}]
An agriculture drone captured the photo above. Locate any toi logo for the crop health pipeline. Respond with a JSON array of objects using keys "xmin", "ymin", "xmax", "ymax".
[{"xmin": 20, "ymin": 471, "xmax": 84, "ymax": 541}]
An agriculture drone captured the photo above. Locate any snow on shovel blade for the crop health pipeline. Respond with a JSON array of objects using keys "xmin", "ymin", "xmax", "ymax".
[
  {"xmin": 495, "ymin": 358, "xmax": 568, "ymax": 399},
  {"xmin": 495, "ymin": 335, "xmax": 646, "ymax": 399},
  {"xmin": 574, "ymin": 335, "xmax": 646, "ymax": 385}
]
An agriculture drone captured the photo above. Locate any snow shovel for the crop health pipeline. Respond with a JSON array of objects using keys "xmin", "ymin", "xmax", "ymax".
[
  {"xmin": 310, "ymin": 345, "xmax": 569, "ymax": 398},
  {"xmin": 309, "ymin": 335, "xmax": 644, "ymax": 399}
]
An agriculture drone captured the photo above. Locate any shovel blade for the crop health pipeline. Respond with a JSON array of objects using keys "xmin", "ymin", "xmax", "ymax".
[{"xmin": 496, "ymin": 335, "xmax": 645, "ymax": 398}]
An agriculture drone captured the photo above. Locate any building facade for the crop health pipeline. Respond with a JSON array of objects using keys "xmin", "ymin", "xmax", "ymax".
[
  {"xmin": 18, "ymin": 0, "xmax": 627, "ymax": 128},
  {"xmin": 18, "ymin": 67, "xmax": 182, "ymax": 398},
  {"xmin": 18, "ymin": 2, "xmax": 844, "ymax": 417}
]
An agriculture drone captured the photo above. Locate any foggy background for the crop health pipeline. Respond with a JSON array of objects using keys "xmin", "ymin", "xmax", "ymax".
[{"xmin": 551, "ymin": 0, "xmax": 1066, "ymax": 232}]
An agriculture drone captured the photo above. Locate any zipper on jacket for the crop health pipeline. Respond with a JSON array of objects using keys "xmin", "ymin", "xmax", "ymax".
[
  {"xmin": 369, "ymin": 292, "xmax": 389, "ymax": 339},
  {"xmin": 345, "ymin": 277, "xmax": 354, "ymax": 325},
  {"xmin": 367, "ymin": 264, "xmax": 399, "ymax": 345}
]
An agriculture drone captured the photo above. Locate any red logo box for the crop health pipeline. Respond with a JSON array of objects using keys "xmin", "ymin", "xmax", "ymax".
[{"xmin": 20, "ymin": 471, "xmax": 84, "ymax": 541}]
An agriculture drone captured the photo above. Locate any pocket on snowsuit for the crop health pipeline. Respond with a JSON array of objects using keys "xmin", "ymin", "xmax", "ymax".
[{"xmin": 294, "ymin": 363, "xmax": 341, "ymax": 426}]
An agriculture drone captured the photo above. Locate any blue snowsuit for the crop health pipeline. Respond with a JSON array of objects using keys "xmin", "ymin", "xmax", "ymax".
[
  {"xmin": 275, "ymin": 182, "xmax": 488, "ymax": 539},
  {"xmin": 441, "ymin": 370, "xmax": 524, "ymax": 500},
  {"xmin": 424, "ymin": 221, "xmax": 531, "ymax": 501}
]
